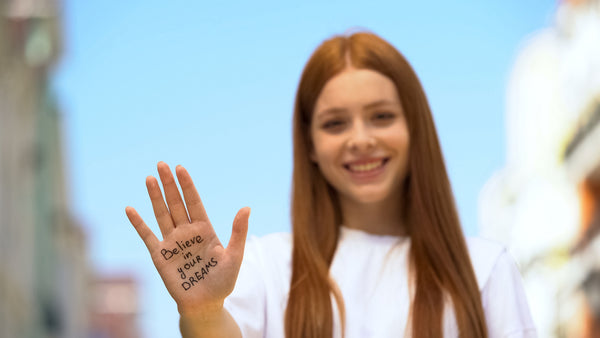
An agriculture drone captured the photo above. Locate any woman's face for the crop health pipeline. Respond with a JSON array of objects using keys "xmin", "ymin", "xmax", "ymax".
[{"xmin": 310, "ymin": 68, "xmax": 410, "ymax": 206}]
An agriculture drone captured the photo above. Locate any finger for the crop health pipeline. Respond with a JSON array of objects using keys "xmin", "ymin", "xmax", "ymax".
[
  {"xmin": 125, "ymin": 206, "xmax": 159, "ymax": 251},
  {"xmin": 175, "ymin": 165, "xmax": 209, "ymax": 223},
  {"xmin": 226, "ymin": 207, "xmax": 250, "ymax": 263},
  {"xmin": 157, "ymin": 161, "xmax": 190, "ymax": 226},
  {"xmin": 146, "ymin": 176, "xmax": 175, "ymax": 238}
]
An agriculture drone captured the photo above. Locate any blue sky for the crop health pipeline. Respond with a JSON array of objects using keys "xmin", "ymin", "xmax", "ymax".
[{"xmin": 53, "ymin": 1, "xmax": 557, "ymax": 337}]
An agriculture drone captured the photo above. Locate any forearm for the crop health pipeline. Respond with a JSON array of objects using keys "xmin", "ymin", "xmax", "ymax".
[{"xmin": 179, "ymin": 304, "xmax": 242, "ymax": 338}]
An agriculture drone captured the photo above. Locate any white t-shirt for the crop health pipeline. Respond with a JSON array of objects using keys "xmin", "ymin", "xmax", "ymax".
[{"xmin": 224, "ymin": 226, "xmax": 537, "ymax": 338}]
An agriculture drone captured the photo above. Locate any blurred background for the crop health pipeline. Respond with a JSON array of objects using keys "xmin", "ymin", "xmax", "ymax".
[{"xmin": 1, "ymin": 0, "xmax": 599, "ymax": 337}]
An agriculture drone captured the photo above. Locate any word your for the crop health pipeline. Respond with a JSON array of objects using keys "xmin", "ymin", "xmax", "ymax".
[
  {"xmin": 160, "ymin": 235, "xmax": 204, "ymax": 260},
  {"xmin": 181, "ymin": 257, "xmax": 218, "ymax": 291},
  {"xmin": 177, "ymin": 255, "xmax": 204, "ymax": 279}
]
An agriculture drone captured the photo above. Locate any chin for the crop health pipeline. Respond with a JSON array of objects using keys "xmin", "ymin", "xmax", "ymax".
[{"xmin": 348, "ymin": 190, "xmax": 392, "ymax": 205}]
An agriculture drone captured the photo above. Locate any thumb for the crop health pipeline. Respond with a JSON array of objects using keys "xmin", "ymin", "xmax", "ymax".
[{"xmin": 226, "ymin": 207, "xmax": 250, "ymax": 262}]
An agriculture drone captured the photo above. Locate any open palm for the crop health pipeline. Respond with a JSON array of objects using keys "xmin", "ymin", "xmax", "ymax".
[{"xmin": 126, "ymin": 162, "xmax": 249, "ymax": 314}]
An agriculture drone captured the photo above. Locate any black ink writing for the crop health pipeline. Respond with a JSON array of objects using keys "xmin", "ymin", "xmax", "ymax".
[
  {"xmin": 161, "ymin": 235, "xmax": 204, "ymax": 261},
  {"xmin": 181, "ymin": 257, "xmax": 218, "ymax": 291},
  {"xmin": 176, "ymin": 236, "xmax": 204, "ymax": 251},
  {"xmin": 184, "ymin": 255, "xmax": 203, "ymax": 270},
  {"xmin": 161, "ymin": 247, "xmax": 179, "ymax": 260}
]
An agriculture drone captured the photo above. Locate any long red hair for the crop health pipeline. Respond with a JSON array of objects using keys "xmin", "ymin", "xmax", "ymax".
[{"xmin": 286, "ymin": 31, "xmax": 487, "ymax": 338}]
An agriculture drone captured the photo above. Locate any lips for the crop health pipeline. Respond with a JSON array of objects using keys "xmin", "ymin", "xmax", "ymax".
[{"xmin": 344, "ymin": 158, "xmax": 389, "ymax": 174}]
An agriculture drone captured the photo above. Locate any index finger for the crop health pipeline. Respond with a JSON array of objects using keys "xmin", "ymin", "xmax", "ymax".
[{"xmin": 175, "ymin": 165, "xmax": 209, "ymax": 223}]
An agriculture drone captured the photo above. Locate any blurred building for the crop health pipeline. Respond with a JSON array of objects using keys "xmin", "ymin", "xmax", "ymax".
[
  {"xmin": 0, "ymin": 1, "xmax": 91, "ymax": 337},
  {"xmin": 90, "ymin": 276, "xmax": 141, "ymax": 338},
  {"xmin": 479, "ymin": 0, "xmax": 600, "ymax": 337}
]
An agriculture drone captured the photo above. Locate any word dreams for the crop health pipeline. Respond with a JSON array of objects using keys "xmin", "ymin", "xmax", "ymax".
[
  {"xmin": 181, "ymin": 257, "xmax": 218, "ymax": 291},
  {"xmin": 160, "ymin": 235, "xmax": 204, "ymax": 260}
]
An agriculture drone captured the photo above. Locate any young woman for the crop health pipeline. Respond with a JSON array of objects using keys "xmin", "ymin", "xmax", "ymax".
[{"xmin": 126, "ymin": 31, "xmax": 536, "ymax": 337}]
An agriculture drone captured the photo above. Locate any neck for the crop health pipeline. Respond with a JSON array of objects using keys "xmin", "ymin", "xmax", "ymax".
[{"xmin": 338, "ymin": 192, "xmax": 407, "ymax": 237}]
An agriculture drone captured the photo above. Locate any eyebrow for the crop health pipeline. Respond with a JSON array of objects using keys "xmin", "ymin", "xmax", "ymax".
[
  {"xmin": 363, "ymin": 99, "xmax": 398, "ymax": 109},
  {"xmin": 316, "ymin": 99, "xmax": 399, "ymax": 117}
]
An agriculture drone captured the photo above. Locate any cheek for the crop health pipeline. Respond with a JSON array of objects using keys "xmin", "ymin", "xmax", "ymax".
[
  {"xmin": 314, "ymin": 137, "xmax": 343, "ymax": 164},
  {"xmin": 311, "ymin": 141, "xmax": 345, "ymax": 184},
  {"xmin": 391, "ymin": 123, "xmax": 410, "ymax": 150},
  {"xmin": 399, "ymin": 133, "xmax": 410, "ymax": 152},
  {"xmin": 382, "ymin": 127, "xmax": 409, "ymax": 150},
  {"xmin": 311, "ymin": 132, "xmax": 332, "ymax": 162},
  {"xmin": 312, "ymin": 145, "xmax": 332, "ymax": 167},
  {"xmin": 396, "ymin": 132, "xmax": 411, "ymax": 173}
]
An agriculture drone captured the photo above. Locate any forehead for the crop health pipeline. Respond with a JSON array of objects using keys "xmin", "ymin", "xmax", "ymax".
[{"xmin": 314, "ymin": 68, "xmax": 401, "ymax": 115}]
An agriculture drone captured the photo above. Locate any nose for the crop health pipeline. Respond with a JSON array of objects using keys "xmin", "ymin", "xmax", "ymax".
[{"xmin": 347, "ymin": 122, "xmax": 376, "ymax": 153}]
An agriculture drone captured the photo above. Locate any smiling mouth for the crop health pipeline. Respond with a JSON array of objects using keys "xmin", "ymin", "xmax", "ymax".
[{"xmin": 344, "ymin": 158, "xmax": 389, "ymax": 173}]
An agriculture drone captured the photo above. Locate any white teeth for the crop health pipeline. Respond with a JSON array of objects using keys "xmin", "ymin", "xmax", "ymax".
[{"xmin": 349, "ymin": 160, "xmax": 383, "ymax": 172}]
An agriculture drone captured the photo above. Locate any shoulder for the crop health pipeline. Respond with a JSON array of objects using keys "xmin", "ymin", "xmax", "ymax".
[
  {"xmin": 466, "ymin": 238, "xmax": 537, "ymax": 336},
  {"xmin": 465, "ymin": 237, "xmax": 513, "ymax": 291}
]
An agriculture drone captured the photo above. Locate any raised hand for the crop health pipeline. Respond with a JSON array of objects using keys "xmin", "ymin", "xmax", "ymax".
[{"xmin": 126, "ymin": 162, "xmax": 250, "ymax": 315}]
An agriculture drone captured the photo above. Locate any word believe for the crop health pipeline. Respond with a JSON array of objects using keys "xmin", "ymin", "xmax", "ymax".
[{"xmin": 160, "ymin": 235, "xmax": 204, "ymax": 260}]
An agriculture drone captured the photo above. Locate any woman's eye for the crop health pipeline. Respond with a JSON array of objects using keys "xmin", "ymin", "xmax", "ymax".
[
  {"xmin": 322, "ymin": 120, "xmax": 345, "ymax": 130},
  {"xmin": 372, "ymin": 112, "xmax": 396, "ymax": 124},
  {"xmin": 373, "ymin": 112, "xmax": 395, "ymax": 120}
]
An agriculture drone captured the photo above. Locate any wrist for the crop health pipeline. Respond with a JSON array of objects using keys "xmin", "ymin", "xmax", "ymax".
[
  {"xmin": 179, "ymin": 301, "xmax": 241, "ymax": 338},
  {"xmin": 178, "ymin": 301, "xmax": 225, "ymax": 321}
]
